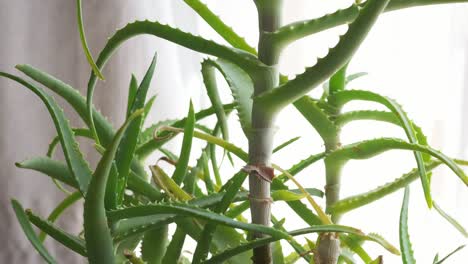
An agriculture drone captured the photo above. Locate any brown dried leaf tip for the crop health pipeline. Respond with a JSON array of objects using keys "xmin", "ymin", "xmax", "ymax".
[{"xmin": 243, "ymin": 164, "xmax": 275, "ymax": 182}]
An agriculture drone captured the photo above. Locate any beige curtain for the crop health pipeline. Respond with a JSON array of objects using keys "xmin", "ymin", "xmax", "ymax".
[{"xmin": 0, "ymin": 1, "xmax": 200, "ymax": 262}]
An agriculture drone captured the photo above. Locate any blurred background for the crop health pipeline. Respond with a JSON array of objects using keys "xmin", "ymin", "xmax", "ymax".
[{"xmin": 1, "ymin": 0, "xmax": 467, "ymax": 263}]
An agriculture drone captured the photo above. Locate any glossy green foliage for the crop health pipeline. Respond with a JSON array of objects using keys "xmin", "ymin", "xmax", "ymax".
[{"xmin": 5, "ymin": 0, "xmax": 468, "ymax": 263}]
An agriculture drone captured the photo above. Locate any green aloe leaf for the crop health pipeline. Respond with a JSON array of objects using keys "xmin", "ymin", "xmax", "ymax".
[
  {"xmin": 294, "ymin": 95, "xmax": 337, "ymax": 145},
  {"xmin": 0, "ymin": 72, "xmax": 93, "ymax": 194},
  {"xmin": 107, "ymin": 202, "xmax": 289, "ymax": 239},
  {"xmin": 107, "ymin": 53, "xmax": 158, "ymax": 208},
  {"xmin": 39, "ymin": 192, "xmax": 82, "ymax": 242},
  {"xmin": 111, "ymin": 188, "xmax": 320, "ymax": 243},
  {"xmin": 84, "ymin": 109, "xmax": 144, "ymax": 264},
  {"xmin": 162, "ymin": 126, "xmax": 248, "ymax": 161},
  {"xmin": 76, "ymin": 0, "xmax": 104, "ymax": 80},
  {"xmin": 150, "ymin": 165, "xmax": 192, "ymax": 201},
  {"xmin": 203, "ymin": 225, "xmax": 363, "ymax": 264},
  {"xmin": 204, "ymin": 59, "xmax": 254, "ymax": 137},
  {"xmin": 328, "ymin": 161, "xmax": 442, "ymax": 215},
  {"xmin": 433, "ymin": 202, "xmax": 468, "ymax": 237},
  {"xmin": 126, "ymin": 74, "xmax": 138, "ymax": 118},
  {"xmin": 161, "ymin": 227, "xmax": 186, "ymax": 264},
  {"xmin": 183, "ymin": 0, "xmax": 256, "ymax": 54},
  {"xmin": 85, "ymin": 19, "xmax": 263, "ymax": 144},
  {"xmin": 201, "ymin": 60, "xmax": 229, "ymax": 142},
  {"xmin": 340, "ymin": 234, "xmax": 372, "ymax": 263},
  {"xmin": 434, "ymin": 245, "xmax": 466, "ymax": 264},
  {"xmin": 325, "ymin": 138, "xmax": 467, "ymax": 200},
  {"xmin": 141, "ymin": 225, "xmax": 168, "ymax": 264},
  {"xmin": 330, "ymin": 89, "xmax": 431, "ymax": 207},
  {"xmin": 348, "ymin": 232, "xmax": 400, "ymax": 256},
  {"xmin": 192, "ymin": 170, "xmax": 248, "ymax": 263},
  {"xmin": 346, "ymin": 72, "xmax": 368, "ymax": 84},
  {"xmin": 14, "ymin": 64, "xmax": 115, "ymax": 146},
  {"xmin": 172, "ymin": 101, "xmax": 196, "ymax": 184},
  {"xmin": 16, "ymin": 157, "xmax": 77, "ymax": 188},
  {"xmin": 26, "ymin": 209, "xmax": 87, "ymax": 256},
  {"xmin": 255, "ymin": 0, "xmax": 390, "ymax": 111},
  {"xmin": 399, "ymin": 187, "xmax": 416, "ymax": 264},
  {"xmin": 136, "ymin": 102, "xmax": 236, "ymax": 158},
  {"xmin": 269, "ymin": 5, "xmax": 360, "ymax": 49},
  {"xmin": 11, "ymin": 200, "xmax": 57, "ymax": 264},
  {"xmin": 46, "ymin": 128, "xmax": 92, "ymax": 158},
  {"xmin": 273, "ymin": 136, "xmax": 300, "ymax": 153}
]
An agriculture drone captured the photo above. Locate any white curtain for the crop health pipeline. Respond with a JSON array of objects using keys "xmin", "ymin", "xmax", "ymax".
[{"xmin": 0, "ymin": 1, "xmax": 201, "ymax": 262}]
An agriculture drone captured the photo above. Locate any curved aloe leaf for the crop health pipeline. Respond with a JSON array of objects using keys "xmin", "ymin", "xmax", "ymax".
[
  {"xmin": 203, "ymin": 225, "xmax": 363, "ymax": 264},
  {"xmin": 39, "ymin": 192, "xmax": 82, "ymax": 242},
  {"xmin": 204, "ymin": 59, "xmax": 254, "ymax": 136},
  {"xmin": 325, "ymin": 137, "xmax": 467, "ymax": 192},
  {"xmin": 330, "ymin": 89, "xmax": 431, "ymax": 206},
  {"xmin": 328, "ymin": 161, "xmax": 442, "ymax": 215},
  {"xmin": 268, "ymin": 5, "xmax": 360, "ymax": 49},
  {"xmin": 433, "ymin": 202, "xmax": 468, "ymax": 237},
  {"xmin": 16, "ymin": 157, "xmax": 78, "ymax": 188},
  {"xmin": 86, "ymin": 20, "xmax": 263, "ymax": 144},
  {"xmin": 107, "ymin": 203, "xmax": 289, "ymax": 239},
  {"xmin": 294, "ymin": 95, "xmax": 337, "ymax": 145},
  {"xmin": 201, "ymin": 60, "xmax": 229, "ymax": 142},
  {"xmin": 11, "ymin": 200, "xmax": 57, "ymax": 264},
  {"xmin": 172, "ymin": 101, "xmax": 195, "ymax": 184},
  {"xmin": 399, "ymin": 187, "xmax": 416, "ymax": 264},
  {"xmin": 47, "ymin": 128, "xmax": 92, "ymax": 158},
  {"xmin": 162, "ymin": 126, "xmax": 248, "ymax": 161},
  {"xmin": 183, "ymin": 0, "xmax": 256, "ymax": 54},
  {"xmin": 136, "ymin": 103, "xmax": 236, "ymax": 159},
  {"xmin": 0, "ymin": 72, "xmax": 93, "ymax": 195},
  {"xmin": 255, "ymin": 0, "xmax": 391, "ymax": 111},
  {"xmin": 17, "ymin": 156, "xmax": 161, "ymax": 202},
  {"xmin": 26, "ymin": 210, "xmax": 87, "ymax": 257},
  {"xmin": 83, "ymin": 109, "xmax": 144, "ymax": 264},
  {"xmin": 76, "ymin": 0, "xmax": 104, "ymax": 80},
  {"xmin": 14, "ymin": 64, "xmax": 115, "ymax": 146},
  {"xmin": 269, "ymin": 0, "xmax": 467, "ymax": 51},
  {"xmin": 434, "ymin": 245, "xmax": 466, "ymax": 264},
  {"xmin": 340, "ymin": 234, "xmax": 372, "ymax": 263},
  {"xmin": 272, "ymin": 151, "xmax": 326, "ymax": 185},
  {"xmin": 346, "ymin": 72, "xmax": 368, "ymax": 84}
]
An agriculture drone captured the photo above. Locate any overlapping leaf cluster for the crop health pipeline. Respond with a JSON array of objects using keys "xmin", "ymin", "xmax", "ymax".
[{"xmin": 3, "ymin": 0, "xmax": 468, "ymax": 263}]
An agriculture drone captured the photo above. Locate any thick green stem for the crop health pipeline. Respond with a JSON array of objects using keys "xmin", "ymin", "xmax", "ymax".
[
  {"xmin": 249, "ymin": 1, "xmax": 282, "ymax": 263},
  {"xmin": 316, "ymin": 67, "xmax": 347, "ymax": 264}
]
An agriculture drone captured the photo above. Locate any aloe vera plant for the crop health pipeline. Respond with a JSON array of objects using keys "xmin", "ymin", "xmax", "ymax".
[{"xmin": 4, "ymin": 0, "xmax": 468, "ymax": 263}]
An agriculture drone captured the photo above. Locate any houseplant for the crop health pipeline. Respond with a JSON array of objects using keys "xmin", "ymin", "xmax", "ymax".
[{"xmin": 2, "ymin": 0, "xmax": 468, "ymax": 263}]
